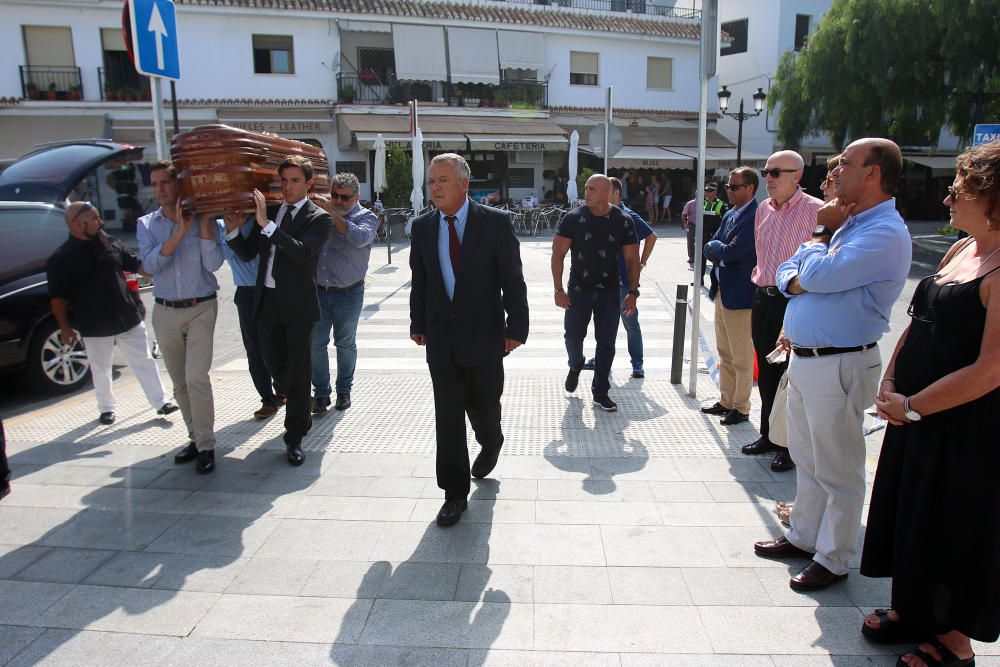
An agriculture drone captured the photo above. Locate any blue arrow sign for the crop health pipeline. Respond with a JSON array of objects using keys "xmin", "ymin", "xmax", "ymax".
[
  {"xmin": 128, "ymin": 0, "xmax": 180, "ymax": 80},
  {"xmin": 973, "ymin": 124, "xmax": 1000, "ymax": 147}
]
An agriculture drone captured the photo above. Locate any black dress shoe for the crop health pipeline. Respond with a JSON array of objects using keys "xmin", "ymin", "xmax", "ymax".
[
  {"xmin": 471, "ymin": 448, "xmax": 501, "ymax": 479},
  {"xmin": 700, "ymin": 402, "xmax": 729, "ymax": 415},
  {"xmin": 436, "ymin": 498, "xmax": 467, "ymax": 527},
  {"xmin": 565, "ymin": 368, "xmax": 581, "ymax": 392},
  {"xmin": 157, "ymin": 402, "xmax": 179, "ymax": 415},
  {"xmin": 582, "ymin": 358, "xmax": 596, "ymax": 371},
  {"xmin": 99, "ymin": 412, "xmax": 116, "ymax": 425},
  {"xmin": 284, "ymin": 434, "xmax": 305, "ymax": 466},
  {"xmin": 196, "ymin": 450, "xmax": 215, "ymax": 474},
  {"xmin": 0, "ymin": 479, "xmax": 10, "ymax": 501},
  {"xmin": 335, "ymin": 393, "xmax": 351, "ymax": 411},
  {"xmin": 771, "ymin": 448, "xmax": 796, "ymax": 472},
  {"xmin": 742, "ymin": 436, "xmax": 781, "ymax": 455},
  {"xmin": 720, "ymin": 409, "xmax": 750, "ymax": 425},
  {"xmin": 790, "ymin": 560, "xmax": 847, "ymax": 591},
  {"xmin": 174, "ymin": 442, "xmax": 198, "ymax": 464},
  {"xmin": 311, "ymin": 396, "xmax": 330, "ymax": 414},
  {"xmin": 753, "ymin": 536, "xmax": 814, "ymax": 559}
]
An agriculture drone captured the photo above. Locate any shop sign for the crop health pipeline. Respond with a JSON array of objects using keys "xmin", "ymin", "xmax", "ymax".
[
  {"xmin": 492, "ymin": 141, "xmax": 547, "ymax": 151},
  {"xmin": 229, "ymin": 121, "xmax": 328, "ymax": 134}
]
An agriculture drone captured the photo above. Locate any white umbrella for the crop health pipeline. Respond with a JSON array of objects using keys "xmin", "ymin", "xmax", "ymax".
[
  {"xmin": 373, "ymin": 133, "xmax": 386, "ymax": 201},
  {"xmin": 566, "ymin": 130, "xmax": 579, "ymax": 204},
  {"xmin": 410, "ymin": 128, "xmax": 424, "ymax": 213}
]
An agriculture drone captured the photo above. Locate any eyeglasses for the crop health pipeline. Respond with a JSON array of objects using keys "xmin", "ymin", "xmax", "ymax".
[
  {"xmin": 69, "ymin": 201, "xmax": 96, "ymax": 224},
  {"xmin": 331, "ymin": 192, "xmax": 356, "ymax": 201},
  {"xmin": 725, "ymin": 183, "xmax": 750, "ymax": 191},
  {"xmin": 947, "ymin": 185, "xmax": 974, "ymax": 201},
  {"xmin": 760, "ymin": 168, "xmax": 798, "ymax": 179}
]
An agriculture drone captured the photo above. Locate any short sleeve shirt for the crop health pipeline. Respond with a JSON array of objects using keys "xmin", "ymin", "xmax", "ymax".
[
  {"xmin": 557, "ymin": 205, "xmax": 638, "ymax": 292},
  {"xmin": 46, "ymin": 234, "xmax": 142, "ymax": 337}
]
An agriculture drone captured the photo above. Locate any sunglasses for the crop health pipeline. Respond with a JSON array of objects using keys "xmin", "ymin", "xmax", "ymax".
[
  {"xmin": 947, "ymin": 185, "xmax": 974, "ymax": 201},
  {"xmin": 725, "ymin": 183, "xmax": 750, "ymax": 191},
  {"xmin": 69, "ymin": 201, "xmax": 97, "ymax": 224},
  {"xmin": 760, "ymin": 168, "xmax": 798, "ymax": 179},
  {"xmin": 331, "ymin": 192, "xmax": 356, "ymax": 201}
]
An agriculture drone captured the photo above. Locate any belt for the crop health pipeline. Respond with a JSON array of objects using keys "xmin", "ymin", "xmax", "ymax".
[
  {"xmin": 318, "ymin": 279, "xmax": 364, "ymax": 293},
  {"xmin": 792, "ymin": 342, "xmax": 876, "ymax": 358},
  {"xmin": 756, "ymin": 286, "xmax": 783, "ymax": 297},
  {"xmin": 154, "ymin": 293, "xmax": 217, "ymax": 309}
]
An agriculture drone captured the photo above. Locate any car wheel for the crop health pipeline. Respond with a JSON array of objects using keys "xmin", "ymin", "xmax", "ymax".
[{"xmin": 25, "ymin": 319, "xmax": 91, "ymax": 393}]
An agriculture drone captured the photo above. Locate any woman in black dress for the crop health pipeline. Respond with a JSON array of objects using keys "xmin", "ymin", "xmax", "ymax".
[{"xmin": 861, "ymin": 141, "xmax": 1000, "ymax": 667}]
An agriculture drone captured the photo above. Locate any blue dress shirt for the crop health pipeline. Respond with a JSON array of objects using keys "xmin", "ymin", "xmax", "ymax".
[
  {"xmin": 776, "ymin": 198, "xmax": 911, "ymax": 347},
  {"xmin": 437, "ymin": 198, "xmax": 470, "ymax": 301},
  {"xmin": 316, "ymin": 202, "xmax": 379, "ymax": 288},
  {"xmin": 617, "ymin": 204, "xmax": 653, "ymax": 287},
  {"xmin": 222, "ymin": 220, "xmax": 260, "ymax": 287},
  {"xmin": 137, "ymin": 207, "xmax": 224, "ymax": 300}
]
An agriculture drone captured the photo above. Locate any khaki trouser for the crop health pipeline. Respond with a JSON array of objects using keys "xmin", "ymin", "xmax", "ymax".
[
  {"xmin": 714, "ymin": 297, "xmax": 754, "ymax": 415},
  {"xmin": 152, "ymin": 300, "xmax": 218, "ymax": 451}
]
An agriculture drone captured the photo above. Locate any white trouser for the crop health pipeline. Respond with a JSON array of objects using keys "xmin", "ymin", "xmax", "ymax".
[
  {"xmin": 83, "ymin": 321, "xmax": 167, "ymax": 414},
  {"xmin": 784, "ymin": 345, "xmax": 880, "ymax": 575}
]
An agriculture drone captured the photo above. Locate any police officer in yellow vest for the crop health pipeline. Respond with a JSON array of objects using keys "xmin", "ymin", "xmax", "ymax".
[{"xmin": 700, "ymin": 183, "xmax": 729, "ymax": 289}]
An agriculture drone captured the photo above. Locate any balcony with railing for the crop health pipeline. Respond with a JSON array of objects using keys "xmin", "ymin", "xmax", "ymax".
[
  {"xmin": 336, "ymin": 74, "xmax": 548, "ymax": 110},
  {"xmin": 98, "ymin": 65, "xmax": 151, "ymax": 102},
  {"xmin": 19, "ymin": 66, "xmax": 83, "ymax": 101},
  {"xmin": 493, "ymin": 0, "xmax": 699, "ymax": 17}
]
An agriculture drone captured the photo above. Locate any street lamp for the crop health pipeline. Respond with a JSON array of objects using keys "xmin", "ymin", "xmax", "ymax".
[{"xmin": 717, "ymin": 85, "xmax": 767, "ymax": 165}]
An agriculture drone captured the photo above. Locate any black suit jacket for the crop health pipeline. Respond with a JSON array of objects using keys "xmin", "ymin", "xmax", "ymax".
[
  {"xmin": 409, "ymin": 200, "xmax": 529, "ymax": 366},
  {"xmin": 227, "ymin": 199, "xmax": 333, "ymax": 323}
]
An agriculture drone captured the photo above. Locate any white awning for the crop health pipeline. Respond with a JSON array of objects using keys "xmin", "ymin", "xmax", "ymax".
[
  {"xmin": 392, "ymin": 25, "xmax": 447, "ymax": 82},
  {"xmin": 448, "ymin": 28, "xmax": 500, "ymax": 85},
  {"xmin": 582, "ymin": 145, "xmax": 692, "ymax": 168},
  {"xmin": 498, "ymin": 31, "xmax": 545, "ymax": 72},
  {"xmin": 466, "ymin": 134, "xmax": 566, "ymax": 150},
  {"xmin": 905, "ymin": 155, "xmax": 956, "ymax": 171},
  {"xmin": 702, "ymin": 147, "xmax": 770, "ymax": 164}
]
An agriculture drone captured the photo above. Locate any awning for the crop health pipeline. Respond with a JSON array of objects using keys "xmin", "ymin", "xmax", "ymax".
[
  {"xmin": 448, "ymin": 28, "xmax": 500, "ymax": 86},
  {"xmin": 905, "ymin": 155, "xmax": 956, "ymax": 173},
  {"xmin": 339, "ymin": 113, "xmax": 566, "ymax": 151},
  {"xmin": 356, "ymin": 132, "xmax": 467, "ymax": 151},
  {"xmin": 583, "ymin": 145, "xmax": 692, "ymax": 169},
  {"xmin": 466, "ymin": 134, "xmax": 566, "ymax": 150},
  {"xmin": 0, "ymin": 114, "xmax": 108, "ymax": 162},
  {"xmin": 392, "ymin": 25, "xmax": 447, "ymax": 82},
  {"xmin": 569, "ymin": 124, "xmax": 773, "ymax": 168},
  {"xmin": 498, "ymin": 31, "xmax": 545, "ymax": 72}
]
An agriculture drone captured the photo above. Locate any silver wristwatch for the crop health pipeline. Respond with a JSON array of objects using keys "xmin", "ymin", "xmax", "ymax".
[{"xmin": 903, "ymin": 396, "xmax": 922, "ymax": 422}]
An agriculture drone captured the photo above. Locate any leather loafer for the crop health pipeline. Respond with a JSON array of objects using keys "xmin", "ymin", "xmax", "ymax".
[
  {"xmin": 700, "ymin": 401, "xmax": 729, "ymax": 415},
  {"xmin": 771, "ymin": 448, "xmax": 796, "ymax": 472},
  {"xmin": 721, "ymin": 409, "xmax": 750, "ymax": 425},
  {"xmin": 565, "ymin": 368, "xmax": 581, "ymax": 392},
  {"xmin": 275, "ymin": 391, "xmax": 287, "ymax": 406},
  {"xmin": 471, "ymin": 447, "xmax": 501, "ymax": 479},
  {"xmin": 99, "ymin": 411, "xmax": 116, "ymax": 425},
  {"xmin": 196, "ymin": 450, "xmax": 215, "ymax": 474},
  {"xmin": 173, "ymin": 442, "xmax": 198, "ymax": 464},
  {"xmin": 742, "ymin": 436, "xmax": 781, "ymax": 455},
  {"xmin": 754, "ymin": 536, "xmax": 814, "ymax": 559},
  {"xmin": 335, "ymin": 392, "xmax": 351, "ymax": 411},
  {"xmin": 436, "ymin": 497, "xmax": 468, "ymax": 527},
  {"xmin": 790, "ymin": 560, "xmax": 848, "ymax": 591},
  {"xmin": 254, "ymin": 403, "xmax": 278, "ymax": 419},
  {"xmin": 157, "ymin": 401, "xmax": 179, "ymax": 416},
  {"xmin": 311, "ymin": 396, "xmax": 330, "ymax": 414}
]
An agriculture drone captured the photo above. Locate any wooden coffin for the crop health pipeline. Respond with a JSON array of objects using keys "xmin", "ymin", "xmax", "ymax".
[{"xmin": 171, "ymin": 124, "xmax": 330, "ymax": 215}]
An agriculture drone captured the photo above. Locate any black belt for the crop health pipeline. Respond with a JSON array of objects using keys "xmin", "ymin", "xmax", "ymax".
[
  {"xmin": 154, "ymin": 293, "xmax": 217, "ymax": 309},
  {"xmin": 757, "ymin": 286, "xmax": 783, "ymax": 297},
  {"xmin": 792, "ymin": 342, "xmax": 876, "ymax": 358},
  {"xmin": 318, "ymin": 279, "xmax": 364, "ymax": 293}
]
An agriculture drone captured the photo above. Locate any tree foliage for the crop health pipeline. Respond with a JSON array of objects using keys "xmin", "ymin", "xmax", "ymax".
[
  {"xmin": 382, "ymin": 146, "xmax": 412, "ymax": 209},
  {"xmin": 769, "ymin": 0, "xmax": 1000, "ymax": 150}
]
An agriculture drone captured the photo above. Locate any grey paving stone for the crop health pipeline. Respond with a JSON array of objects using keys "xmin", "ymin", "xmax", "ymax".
[
  {"xmin": 533, "ymin": 565, "xmax": 613, "ymax": 604},
  {"xmin": 192, "ymin": 593, "xmax": 372, "ymax": 643},
  {"xmin": 455, "ymin": 564, "xmax": 534, "ymax": 603},
  {"xmin": 377, "ymin": 561, "xmax": 461, "ymax": 601},
  {"xmin": 681, "ymin": 567, "xmax": 772, "ymax": 606},
  {"xmin": 704, "ymin": 481, "xmax": 772, "ymax": 503},
  {"xmin": 172, "ymin": 490, "xmax": 279, "ymax": 518},
  {"xmin": 13, "ymin": 547, "xmax": 116, "ymax": 584},
  {"xmin": 34, "ymin": 584, "xmax": 218, "ymax": 636},
  {"xmin": 469, "ymin": 649, "xmax": 621, "ymax": 666},
  {"xmin": 658, "ymin": 502, "xmax": 776, "ymax": 528},
  {"xmin": 0, "ymin": 624, "xmax": 45, "ymax": 665},
  {"xmin": 77, "ymin": 487, "xmax": 192, "ymax": 514},
  {"xmin": 0, "ymin": 507, "xmax": 79, "ymax": 545},
  {"xmin": 708, "ymin": 526, "xmax": 788, "ymax": 568},
  {"xmin": 503, "ymin": 457, "xmax": 593, "ymax": 480},
  {"xmin": 601, "ymin": 526, "xmax": 725, "ymax": 567},
  {"xmin": 648, "ymin": 481, "xmax": 715, "ymax": 502},
  {"xmin": 535, "ymin": 500, "xmax": 662, "ymax": 525},
  {"xmin": 194, "ymin": 470, "xmax": 272, "ymax": 494},
  {"xmin": 534, "ymin": 603, "xmax": 711, "ymax": 653},
  {"xmin": 756, "ymin": 567, "xmax": 855, "ymax": 607},
  {"xmin": 759, "ymin": 480, "xmax": 799, "ymax": 503},
  {"xmin": 40, "ymin": 508, "xmax": 180, "ymax": 551},
  {"xmin": 410, "ymin": 498, "xmax": 535, "ymax": 524},
  {"xmin": 225, "ymin": 557, "xmax": 317, "ymax": 595},
  {"xmin": 489, "ymin": 524, "xmax": 606, "ymax": 566},
  {"xmin": 329, "ymin": 644, "xmax": 469, "ymax": 667},
  {"xmin": 537, "ymin": 478, "xmax": 653, "ymax": 502},
  {"xmin": 258, "ymin": 519, "xmax": 385, "ymax": 561},
  {"xmin": 359, "ymin": 599, "xmax": 533, "ymax": 649},
  {"xmin": 330, "ymin": 453, "xmax": 423, "ymax": 477},
  {"xmin": 143, "ymin": 468, "xmax": 213, "ymax": 491},
  {"xmin": 471, "ymin": 478, "xmax": 539, "ymax": 500},
  {"xmin": 607, "ymin": 566, "xmax": 692, "ymax": 605},
  {"xmin": 622, "ymin": 655, "xmax": 775, "ymax": 666},
  {"xmin": 164, "ymin": 637, "xmax": 329, "ymax": 666},
  {"xmin": 673, "ymin": 458, "xmax": 775, "ymax": 482},
  {"xmin": 588, "ymin": 458, "xmax": 682, "ymax": 482},
  {"xmin": 5, "ymin": 628, "xmax": 181, "ymax": 667},
  {"xmin": 0, "ymin": 483, "xmax": 88, "ymax": 510},
  {"xmin": 289, "ymin": 495, "xmax": 418, "ymax": 521},
  {"xmin": 0, "ymin": 544, "xmax": 49, "ymax": 579},
  {"xmin": 300, "ymin": 560, "xmax": 389, "ymax": 598},
  {"xmin": 842, "ymin": 569, "xmax": 892, "ymax": 609},
  {"xmin": 304, "ymin": 475, "xmax": 381, "ymax": 497},
  {"xmin": 0, "ymin": 580, "xmax": 74, "ymax": 624},
  {"xmin": 364, "ymin": 476, "xmax": 433, "ymax": 498},
  {"xmin": 250, "ymin": 471, "xmax": 322, "ymax": 496},
  {"xmin": 144, "ymin": 514, "xmax": 280, "ymax": 557},
  {"xmin": 770, "ymin": 657, "xmax": 896, "ymax": 666},
  {"xmin": 84, "ymin": 551, "xmax": 246, "ymax": 592},
  {"xmin": 372, "ymin": 521, "xmax": 491, "ymax": 564}
]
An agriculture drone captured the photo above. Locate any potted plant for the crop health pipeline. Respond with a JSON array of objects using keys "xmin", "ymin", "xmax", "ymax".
[
  {"xmin": 25, "ymin": 82, "xmax": 38, "ymax": 99},
  {"xmin": 339, "ymin": 83, "xmax": 356, "ymax": 104},
  {"xmin": 47, "ymin": 82, "xmax": 58, "ymax": 100},
  {"xmin": 123, "ymin": 88, "xmax": 137, "ymax": 102},
  {"xmin": 68, "ymin": 84, "xmax": 82, "ymax": 101}
]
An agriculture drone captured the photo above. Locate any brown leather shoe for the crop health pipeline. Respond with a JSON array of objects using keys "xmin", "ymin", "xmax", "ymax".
[
  {"xmin": 254, "ymin": 403, "xmax": 278, "ymax": 419},
  {"xmin": 789, "ymin": 560, "xmax": 848, "ymax": 591},
  {"xmin": 753, "ymin": 536, "xmax": 814, "ymax": 559}
]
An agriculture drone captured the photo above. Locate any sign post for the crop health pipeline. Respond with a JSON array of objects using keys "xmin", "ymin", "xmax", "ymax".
[{"xmin": 126, "ymin": 0, "xmax": 181, "ymax": 159}]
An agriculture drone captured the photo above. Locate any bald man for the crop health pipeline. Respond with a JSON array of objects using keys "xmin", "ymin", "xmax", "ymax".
[
  {"xmin": 46, "ymin": 202, "xmax": 177, "ymax": 424},
  {"xmin": 553, "ymin": 174, "xmax": 640, "ymax": 411}
]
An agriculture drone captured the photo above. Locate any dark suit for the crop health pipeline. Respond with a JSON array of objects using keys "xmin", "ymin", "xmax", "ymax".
[
  {"xmin": 409, "ymin": 199, "xmax": 529, "ymax": 499},
  {"xmin": 228, "ymin": 199, "xmax": 332, "ymax": 440},
  {"xmin": 705, "ymin": 199, "xmax": 759, "ymax": 309}
]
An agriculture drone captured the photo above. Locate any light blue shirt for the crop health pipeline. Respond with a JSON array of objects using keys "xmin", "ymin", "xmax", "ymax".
[
  {"xmin": 222, "ymin": 220, "xmax": 259, "ymax": 287},
  {"xmin": 316, "ymin": 202, "xmax": 379, "ymax": 288},
  {"xmin": 137, "ymin": 207, "xmax": 224, "ymax": 300},
  {"xmin": 776, "ymin": 198, "xmax": 911, "ymax": 348},
  {"xmin": 437, "ymin": 198, "xmax": 470, "ymax": 301}
]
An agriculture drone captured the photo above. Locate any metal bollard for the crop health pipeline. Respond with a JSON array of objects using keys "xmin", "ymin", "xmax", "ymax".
[{"xmin": 670, "ymin": 284, "xmax": 688, "ymax": 384}]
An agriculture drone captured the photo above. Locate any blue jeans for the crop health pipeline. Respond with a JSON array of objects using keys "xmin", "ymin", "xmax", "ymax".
[
  {"xmin": 564, "ymin": 288, "xmax": 620, "ymax": 396},
  {"xmin": 619, "ymin": 285, "xmax": 643, "ymax": 370},
  {"xmin": 310, "ymin": 284, "xmax": 365, "ymax": 397},
  {"xmin": 234, "ymin": 285, "xmax": 278, "ymax": 406}
]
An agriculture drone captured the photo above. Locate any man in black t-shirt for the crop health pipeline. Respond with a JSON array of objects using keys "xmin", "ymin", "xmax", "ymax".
[
  {"xmin": 552, "ymin": 175, "xmax": 640, "ymax": 411},
  {"xmin": 46, "ymin": 202, "xmax": 177, "ymax": 425}
]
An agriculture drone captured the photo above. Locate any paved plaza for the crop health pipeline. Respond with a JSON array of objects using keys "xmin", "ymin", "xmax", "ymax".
[{"xmin": 1, "ymin": 225, "xmax": 995, "ymax": 665}]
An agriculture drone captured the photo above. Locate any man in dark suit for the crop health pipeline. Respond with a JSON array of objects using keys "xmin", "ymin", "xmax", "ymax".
[
  {"xmin": 225, "ymin": 155, "xmax": 332, "ymax": 465},
  {"xmin": 409, "ymin": 153, "xmax": 529, "ymax": 527},
  {"xmin": 701, "ymin": 167, "xmax": 760, "ymax": 426}
]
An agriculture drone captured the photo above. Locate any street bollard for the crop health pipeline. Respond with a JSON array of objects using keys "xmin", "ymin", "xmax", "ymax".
[{"xmin": 670, "ymin": 284, "xmax": 688, "ymax": 384}]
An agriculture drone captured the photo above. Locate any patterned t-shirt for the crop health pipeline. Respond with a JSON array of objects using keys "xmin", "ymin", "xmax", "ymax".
[{"xmin": 556, "ymin": 205, "xmax": 638, "ymax": 292}]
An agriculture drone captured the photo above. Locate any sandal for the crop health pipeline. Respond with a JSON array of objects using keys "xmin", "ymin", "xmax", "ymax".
[
  {"xmin": 862, "ymin": 608, "xmax": 924, "ymax": 644},
  {"xmin": 896, "ymin": 639, "xmax": 975, "ymax": 667},
  {"xmin": 774, "ymin": 502, "xmax": 792, "ymax": 527}
]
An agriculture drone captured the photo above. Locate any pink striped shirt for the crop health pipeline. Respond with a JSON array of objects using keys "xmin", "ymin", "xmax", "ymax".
[{"xmin": 751, "ymin": 187, "xmax": 824, "ymax": 286}]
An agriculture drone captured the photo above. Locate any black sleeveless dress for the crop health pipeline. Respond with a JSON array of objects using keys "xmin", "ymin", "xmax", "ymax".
[{"xmin": 860, "ymin": 265, "xmax": 1000, "ymax": 642}]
